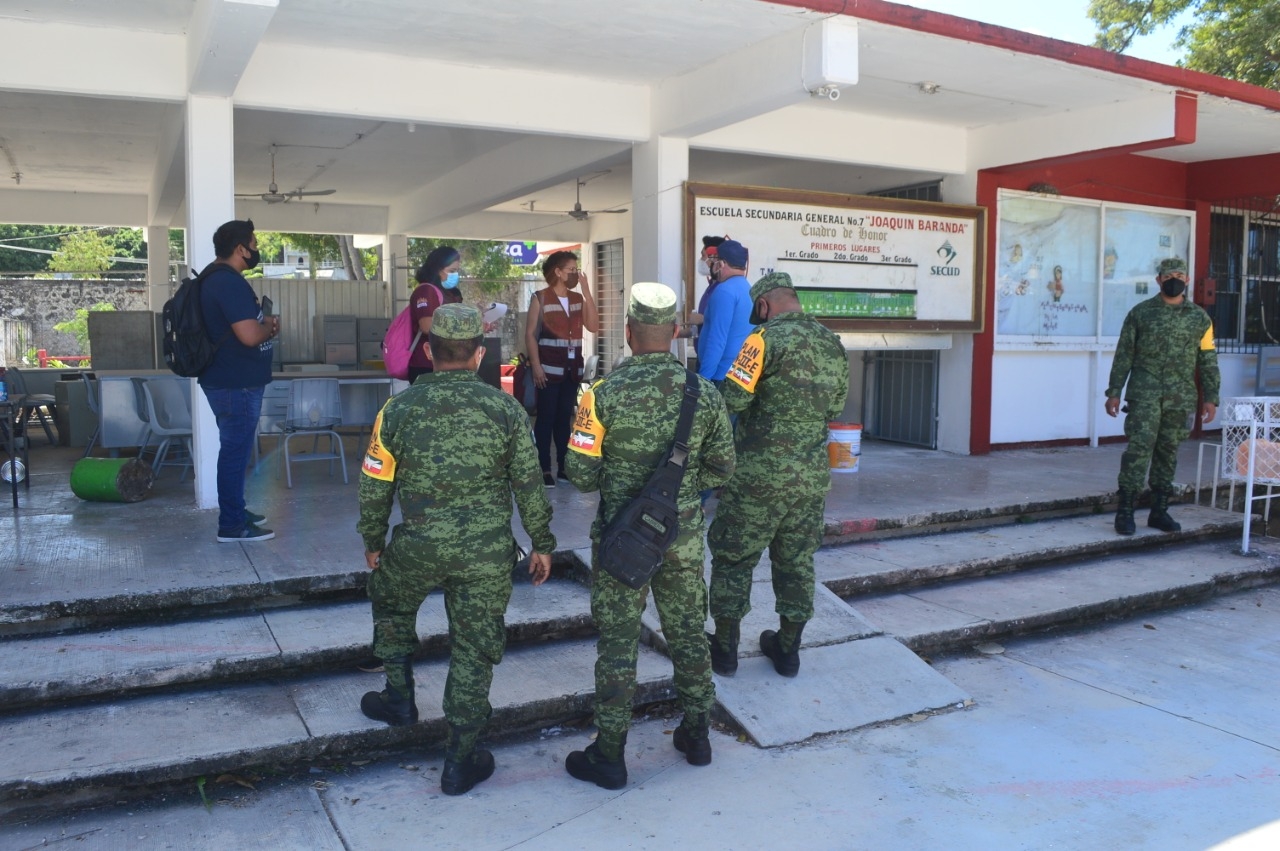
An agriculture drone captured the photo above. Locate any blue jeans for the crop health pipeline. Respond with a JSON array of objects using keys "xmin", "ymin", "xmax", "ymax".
[{"xmin": 202, "ymin": 386, "xmax": 264, "ymax": 534}]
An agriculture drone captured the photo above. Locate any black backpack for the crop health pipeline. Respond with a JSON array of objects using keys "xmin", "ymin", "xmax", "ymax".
[{"xmin": 162, "ymin": 263, "xmax": 227, "ymax": 377}]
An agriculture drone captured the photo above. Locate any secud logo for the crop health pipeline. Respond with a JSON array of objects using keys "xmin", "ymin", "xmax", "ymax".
[{"xmin": 932, "ymin": 240, "xmax": 960, "ymax": 276}]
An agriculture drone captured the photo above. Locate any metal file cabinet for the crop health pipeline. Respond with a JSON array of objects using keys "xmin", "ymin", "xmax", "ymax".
[{"xmin": 357, "ymin": 317, "xmax": 390, "ymax": 365}]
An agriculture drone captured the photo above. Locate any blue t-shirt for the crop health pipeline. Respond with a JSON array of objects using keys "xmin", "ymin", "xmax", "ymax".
[
  {"xmin": 197, "ymin": 265, "xmax": 273, "ymax": 389},
  {"xmin": 696, "ymin": 274, "xmax": 754, "ymax": 381}
]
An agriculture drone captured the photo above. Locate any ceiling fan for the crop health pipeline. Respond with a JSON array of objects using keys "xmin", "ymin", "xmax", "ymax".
[
  {"xmin": 236, "ymin": 146, "xmax": 337, "ymax": 204},
  {"xmin": 533, "ymin": 178, "xmax": 628, "ymax": 220}
]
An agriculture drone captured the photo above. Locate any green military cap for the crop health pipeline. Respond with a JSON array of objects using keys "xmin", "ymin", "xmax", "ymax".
[
  {"xmin": 749, "ymin": 271, "xmax": 796, "ymax": 324},
  {"xmin": 628, "ymin": 281, "xmax": 677, "ymax": 325},
  {"xmin": 431, "ymin": 303, "xmax": 483, "ymax": 339},
  {"xmin": 1157, "ymin": 257, "xmax": 1188, "ymax": 276}
]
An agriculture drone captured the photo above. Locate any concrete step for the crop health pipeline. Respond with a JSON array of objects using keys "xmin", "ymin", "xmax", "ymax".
[
  {"xmin": 816, "ymin": 502, "xmax": 1244, "ymax": 597},
  {"xmin": 626, "ymin": 552, "xmax": 970, "ymax": 749},
  {"xmin": 0, "ymin": 576, "xmax": 592, "ymax": 711},
  {"xmin": 850, "ymin": 537, "xmax": 1280, "ymax": 655},
  {"xmin": 1, "ymin": 483, "xmax": 1154, "ymax": 637},
  {"xmin": 0, "ymin": 636, "xmax": 676, "ymax": 816}
]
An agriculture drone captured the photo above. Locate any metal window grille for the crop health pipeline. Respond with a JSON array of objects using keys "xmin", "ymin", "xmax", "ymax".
[
  {"xmin": 870, "ymin": 181, "xmax": 943, "ymax": 202},
  {"xmin": 594, "ymin": 239, "xmax": 626, "ymax": 374},
  {"xmin": 1208, "ymin": 196, "xmax": 1280, "ymax": 353},
  {"xmin": 866, "ymin": 349, "xmax": 939, "ymax": 448}
]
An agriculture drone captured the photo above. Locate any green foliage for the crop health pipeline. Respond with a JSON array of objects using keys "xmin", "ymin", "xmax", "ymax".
[
  {"xmin": 408, "ymin": 238, "xmax": 517, "ymax": 295},
  {"xmin": 256, "ymin": 232, "xmax": 341, "ymax": 277},
  {"xmin": 53, "ymin": 302, "xmax": 115, "ymax": 355},
  {"xmin": 1090, "ymin": 0, "xmax": 1280, "ymax": 89},
  {"xmin": 0, "ymin": 224, "xmax": 64, "ymax": 272},
  {"xmin": 47, "ymin": 230, "xmax": 113, "ymax": 275}
]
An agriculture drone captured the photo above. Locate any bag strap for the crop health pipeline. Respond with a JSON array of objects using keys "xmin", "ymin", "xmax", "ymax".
[
  {"xmin": 667, "ymin": 370, "xmax": 701, "ymax": 471},
  {"xmin": 190, "ymin": 262, "xmax": 233, "ymax": 352},
  {"xmin": 405, "ymin": 282, "xmax": 446, "ymax": 354},
  {"xmin": 636, "ymin": 370, "xmax": 702, "ymax": 504}
]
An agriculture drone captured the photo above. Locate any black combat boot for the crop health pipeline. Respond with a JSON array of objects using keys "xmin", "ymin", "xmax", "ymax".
[
  {"xmin": 1114, "ymin": 489, "xmax": 1136, "ymax": 536},
  {"xmin": 760, "ymin": 619, "xmax": 806, "ymax": 678},
  {"xmin": 440, "ymin": 725, "xmax": 494, "ymax": 796},
  {"xmin": 708, "ymin": 620, "xmax": 740, "ymax": 677},
  {"xmin": 359, "ymin": 656, "xmax": 418, "ymax": 727},
  {"xmin": 672, "ymin": 713, "xmax": 712, "ymax": 766},
  {"xmin": 1147, "ymin": 488, "xmax": 1182, "ymax": 533},
  {"xmin": 565, "ymin": 734, "xmax": 628, "ymax": 790}
]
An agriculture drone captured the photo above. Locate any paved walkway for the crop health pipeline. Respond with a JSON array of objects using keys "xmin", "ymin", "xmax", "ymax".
[{"xmin": 3, "ymin": 585, "xmax": 1276, "ymax": 850}]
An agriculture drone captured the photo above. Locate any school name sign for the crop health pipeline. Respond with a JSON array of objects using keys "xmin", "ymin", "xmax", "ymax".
[{"xmin": 687, "ymin": 183, "xmax": 986, "ymax": 333}]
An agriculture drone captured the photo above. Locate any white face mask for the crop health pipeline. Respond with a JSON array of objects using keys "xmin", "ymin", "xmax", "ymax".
[{"xmin": 697, "ymin": 259, "xmax": 710, "ymax": 278}]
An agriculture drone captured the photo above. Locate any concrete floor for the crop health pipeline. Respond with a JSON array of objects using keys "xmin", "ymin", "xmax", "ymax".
[{"xmin": 2, "ymin": 585, "xmax": 1276, "ymax": 850}]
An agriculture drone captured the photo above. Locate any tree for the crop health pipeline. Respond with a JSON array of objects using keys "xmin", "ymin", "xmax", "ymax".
[
  {"xmin": 1089, "ymin": 0, "xmax": 1280, "ymax": 89},
  {"xmin": 407, "ymin": 238, "xmax": 517, "ymax": 295},
  {"xmin": 47, "ymin": 230, "xmax": 113, "ymax": 275},
  {"xmin": 0, "ymin": 225, "xmax": 64, "ymax": 273}
]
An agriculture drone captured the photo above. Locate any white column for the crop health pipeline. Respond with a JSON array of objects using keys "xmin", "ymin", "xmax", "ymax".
[
  {"xmin": 631, "ymin": 136, "xmax": 689, "ymax": 355},
  {"xmin": 384, "ymin": 233, "xmax": 409, "ymax": 315},
  {"xmin": 185, "ymin": 94, "xmax": 237, "ymax": 510},
  {"xmin": 144, "ymin": 226, "xmax": 171, "ymax": 311}
]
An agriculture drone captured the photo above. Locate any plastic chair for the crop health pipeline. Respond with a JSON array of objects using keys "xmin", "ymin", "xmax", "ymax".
[
  {"xmin": 130, "ymin": 376, "xmax": 156, "ymax": 462},
  {"xmin": 281, "ymin": 378, "xmax": 347, "ymax": 488},
  {"xmin": 141, "ymin": 378, "xmax": 194, "ymax": 481},
  {"xmin": 81, "ymin": 373, "xmax": 101, "ymax": 458},
  {"xmin": 7, "ymin": 368, "xmax": 56, "ymax": 445},
  {"xmin": 252, "ymin": 381, "xmax": 291, "ymax": 475}
]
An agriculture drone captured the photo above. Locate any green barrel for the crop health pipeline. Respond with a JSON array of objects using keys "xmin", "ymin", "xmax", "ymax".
[{"xmin": 70, "ymin": 458, "xmax": 155, "ymax": 503}]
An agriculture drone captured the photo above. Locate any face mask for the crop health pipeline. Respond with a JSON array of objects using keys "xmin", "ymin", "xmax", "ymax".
[
  {"xmin": 244, "ymin": 247, "xmax": 261, "ymax": 270},
  {"xmin": 564, "ymin": 270, "xmax": 579, "ymax": 289},
  {"xmin": 697, "ymin": 259, "xmax": 710, "ymax": 277},
  {"xmin": 442, "ymin": 271, "xmax": 460, "ymax": 289},
  {"xmin": 1160, "ymin": 277, "xmax": 1186, "ymax": 298}
]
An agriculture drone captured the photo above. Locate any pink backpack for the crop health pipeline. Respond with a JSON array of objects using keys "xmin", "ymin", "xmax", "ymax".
[{"xmin": 382, "ymin": 283, "xmax": 441, "ymax": 380}]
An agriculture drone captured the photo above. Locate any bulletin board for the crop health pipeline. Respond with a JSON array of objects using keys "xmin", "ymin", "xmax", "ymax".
[{"xmin": 686, "ymin": 182, "xmax": 986, "ymax": 333}]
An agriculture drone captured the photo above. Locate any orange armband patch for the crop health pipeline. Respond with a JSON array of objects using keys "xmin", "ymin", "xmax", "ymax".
[
  {"xmin": 1200, "ymin": 324, "xmax": 1216, "ymax": 351},
  {"xmin": 569, "ymin": 385, "xmax": 605, "ymax": 457},
  {"xmin": 726, "ymin": 330, "xmax": 766, "ymax": 393},
  {"xmin": 361, "ymin": 410, "xmax": 397, "ymax": 481}
]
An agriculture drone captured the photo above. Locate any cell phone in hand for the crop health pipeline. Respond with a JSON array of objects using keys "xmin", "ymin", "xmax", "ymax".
[{"xmin": 261, "ymin": 295, "xmax": 273, "ymax": 317}]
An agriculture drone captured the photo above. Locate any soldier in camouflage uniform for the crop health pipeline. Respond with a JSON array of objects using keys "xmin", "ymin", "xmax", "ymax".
[
  {"xmin": 1106, "ymin": 257, "xmax": 1219, "ymax": 535},
  {"xmin": 708, "ymin": 272, "xmax": 849, "ymax": 678},
  {"xmin": 357, "ymin": 304, "xmax": 555, "ymax": 796},
  {"xmin": 563, "ymin": 282, "xmax": 735, "ymax": 789}
]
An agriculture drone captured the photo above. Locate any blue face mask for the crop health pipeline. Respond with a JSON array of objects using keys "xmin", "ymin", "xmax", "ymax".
[{"xmin": 442, "ymin": 271, "xmax": 460, "ymax": 289}]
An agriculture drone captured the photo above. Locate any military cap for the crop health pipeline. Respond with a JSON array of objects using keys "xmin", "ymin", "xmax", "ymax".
[
  {"xmin": 716, "ymin": 239, "xmax": 748, "ymax": 268},
  {"xmin": 1157, "ymin": 257, "xmax": 1188, "ymax": 277},
  {"xmin": 431, "ymin": 303, "xmax": 483, "ymax": 339},
  {"xmin": 749, "ymin": 271, "xmax": 796, "ymax": 324},
  {"xmin": 628, "ymin": 281, "xmax": 677, "ymax": 325}
]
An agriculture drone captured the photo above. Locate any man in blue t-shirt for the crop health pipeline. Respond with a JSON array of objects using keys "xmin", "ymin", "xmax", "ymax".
[
  {"xmin": 695, "ymin": 239, "xmax": 753, "ymax": 384},
  {"xmin": 198, "ymin": 219, "xmax": 279, "ymax": 542}
]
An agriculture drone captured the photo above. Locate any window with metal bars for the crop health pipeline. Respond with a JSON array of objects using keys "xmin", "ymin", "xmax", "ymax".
[
  {"xmin": 1208, "ymin": 197, "xmax": 1280, "ymax": 353},
  {"xmin": 594, "ymin": 239, "xmax": 626, "ymax": 374},
  {"xmin": 870, "ymin": 181, "xmax": 943, "ymax": 202}
]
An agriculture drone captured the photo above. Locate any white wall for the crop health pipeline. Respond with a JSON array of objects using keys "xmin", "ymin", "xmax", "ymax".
[
  {"xmin": 991, "ymin": 350, "xmax": 1096, "ymax": 444},
  {"xmin": 991, "ymin": 348, "xmax": 1253, "ymax": 446}
]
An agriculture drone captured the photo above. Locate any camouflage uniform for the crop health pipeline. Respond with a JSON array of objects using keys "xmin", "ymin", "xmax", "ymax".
[
  {"xmin": 566, "ymin": 284, "xmax": 735, "ymax": 767},
  {"xmin": 1107, "ymin": 293, "xmax": 1219, "ymax": 494},
  {"xmin": 358, "ymin": 306, "xmax": 555, "ymax": 763},
  {"xmin": 709, "ymin": 273, "xmax": 848, "ymax": 649}
]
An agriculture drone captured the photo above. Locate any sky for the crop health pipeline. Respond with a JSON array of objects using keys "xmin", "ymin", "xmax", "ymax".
[{"xmin": 902, "ymin": 0, "xmax": 1188, "ymax": 66}]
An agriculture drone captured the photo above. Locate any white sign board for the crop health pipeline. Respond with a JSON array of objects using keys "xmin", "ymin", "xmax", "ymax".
[{"xmin": 686, "ymin": 183, "xmax": 986, "ymax": 332}]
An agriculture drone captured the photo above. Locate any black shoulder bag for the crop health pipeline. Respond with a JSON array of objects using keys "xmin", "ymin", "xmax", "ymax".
[{"xmin": 596, "ymin": 370, "xmax": 701, "ymax": 590}]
